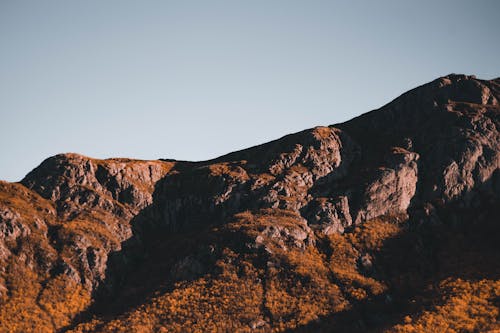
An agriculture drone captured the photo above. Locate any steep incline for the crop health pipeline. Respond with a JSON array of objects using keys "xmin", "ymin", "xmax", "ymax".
[
  {"xmin": 0, "ymin": 156, "xmax": 174, "ymax": 331},
  {"xmin": 0, "ymin": 74, "xmax": 499, "ymax": 332}
]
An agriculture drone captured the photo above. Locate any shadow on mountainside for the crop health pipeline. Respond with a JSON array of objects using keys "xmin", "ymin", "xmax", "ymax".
[
  {"xmin": 286, "ymin": 201, "xmax": 500, "ymax": 332},
  {"xmin": 58, "ymin": 167, "xmax": 239, "ymax": 331},
  {"xmin": 61, "ymin": 167, "xmax": 500, "ymax": 332}
]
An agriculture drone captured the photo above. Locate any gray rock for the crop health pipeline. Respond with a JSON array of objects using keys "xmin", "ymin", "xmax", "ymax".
[
  {"xmin": 0, "ymin": 207, "xmax": 30, "ymax": 241},
  {"xmin": 354, "ymin": 148, "xmax": 419, "ymax": 224},
  {"xmin": 253, "ymin": 216, "xmax": 315, "ymax": 251}
]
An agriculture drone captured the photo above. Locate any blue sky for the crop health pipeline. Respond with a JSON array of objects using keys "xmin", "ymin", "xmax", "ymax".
[{"xmin": 1, "ymin": 1, "xmax": 499, "ymax": 181}]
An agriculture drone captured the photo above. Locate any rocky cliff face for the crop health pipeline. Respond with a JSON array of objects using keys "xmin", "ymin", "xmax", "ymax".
[
  {"xmin": 134, "ymin": 74, "xmax": 499, "ymax": 236},
  {"xmin": 0, "ymin": 74, "xmax": 499, "ymax": 333}
]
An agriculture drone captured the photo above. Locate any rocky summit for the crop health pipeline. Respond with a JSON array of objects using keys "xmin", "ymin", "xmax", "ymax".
[{"xmin": 1, "ymin": 74, "xmax": 500, "ymax": 332}]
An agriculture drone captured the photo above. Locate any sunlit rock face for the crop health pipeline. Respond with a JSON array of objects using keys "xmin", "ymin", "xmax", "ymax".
[{"xmin": 0, "ymin": 74, "xmax": 499, "ymax": 333}]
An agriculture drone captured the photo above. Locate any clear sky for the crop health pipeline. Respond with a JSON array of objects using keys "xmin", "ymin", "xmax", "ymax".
[{"xmin": 1, "ymin": 1, "xmax": 499, "ymax": 182}]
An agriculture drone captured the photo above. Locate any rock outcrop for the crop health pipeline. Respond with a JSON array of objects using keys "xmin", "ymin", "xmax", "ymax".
[{"xmin": 0, "ymin": 155, "xmax": 174, "ymax": 296}]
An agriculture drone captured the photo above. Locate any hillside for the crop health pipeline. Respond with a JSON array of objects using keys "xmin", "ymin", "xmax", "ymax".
[{"xmin": 1, "ymin": 74, "xmax": 499, "ymax": 332}]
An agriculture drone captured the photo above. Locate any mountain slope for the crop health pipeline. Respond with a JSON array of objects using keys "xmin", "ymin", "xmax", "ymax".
[{"xmin": 0, "ymin": 74, "xmax": 499, "ymax": 332}]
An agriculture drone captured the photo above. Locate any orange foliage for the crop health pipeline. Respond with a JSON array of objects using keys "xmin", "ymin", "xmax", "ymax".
[
  {"xmin": 208, "ymin": 162, "xmax": 250, "ymax": 181},
  {"xmin": 38, "ymin": 275, "xmax": 91, "ymax": 328},
  {"xmin": 390, "ymin": 278, "xmax": 500, "ymax": 333}
]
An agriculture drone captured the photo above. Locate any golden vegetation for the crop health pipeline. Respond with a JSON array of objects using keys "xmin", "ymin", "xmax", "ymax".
[
  {"xmin": 0, "ymin": 259, "xmax": 91, "ymax": 333},
  {"xmin": 38, "ymin": 275, "xmax": 91, "ymax": 328},
  {"xmin": 390, "ymin": 278, "xmax": 500, "ymax": 333},
  {"xmin": 71, "ymin": 254, "xmax": 264, "ymax": 332},
  {"xmin": 67, "ymin": 211, "xmax": 415, "ymax": 332},
  {"xmin": 208, "ymin": 162, "xmax": 250, "ymax": 181}
]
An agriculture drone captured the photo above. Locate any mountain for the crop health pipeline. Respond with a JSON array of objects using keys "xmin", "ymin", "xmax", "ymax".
[{"xmin": 1, "ymin": 74, "xmax": 499, "ymax": 332}]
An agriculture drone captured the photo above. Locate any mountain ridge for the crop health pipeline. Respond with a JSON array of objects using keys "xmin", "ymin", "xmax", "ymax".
[{"xmin": 1, "ymin": 73, "xmax": 499, "ymax": 332}]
